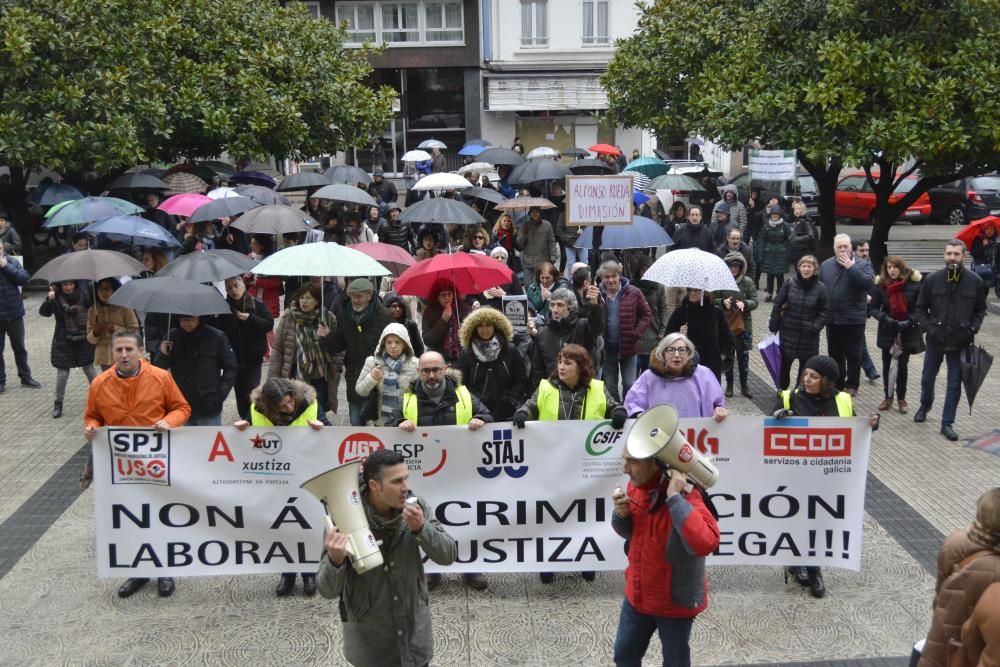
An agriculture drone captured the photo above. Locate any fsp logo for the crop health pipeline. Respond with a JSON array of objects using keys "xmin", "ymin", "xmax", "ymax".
[
  {"xmin": 763, "ymin": 419, "xmax": 852, "ymax": 457},
  {"xmin": 477, "ymin": 428, "xmax": 528, "ymax": 478}
]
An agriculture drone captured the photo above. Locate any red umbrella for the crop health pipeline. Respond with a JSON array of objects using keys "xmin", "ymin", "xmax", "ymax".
[
  {"xmin": 395, "ymin": 252, "xmax": 512, "ymax": 298},
  {"xmin": 957, "ymin": 215, "xmax": 1000, "ymax": 250},
  {"xmin": 352, "ymin": 242, "xmax": 415, "ymax": 277},
  {"xmin": 589, "ymin": 143, "xmax": 622, "ymax": 156}
]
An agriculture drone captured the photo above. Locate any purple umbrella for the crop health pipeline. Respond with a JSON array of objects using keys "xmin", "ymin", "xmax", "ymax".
[
  {"xmin": 230, "ymin": 171, "xmax": 277, "ymax": 189},
  {"xmin": 757, "ymin": 334, "xmax": 782, "ymax": 387}
]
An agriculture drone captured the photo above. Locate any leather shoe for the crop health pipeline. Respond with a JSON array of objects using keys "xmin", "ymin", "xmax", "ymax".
[
  {"xmin": 807, "ymin": 568, "xmax": 826, "ymax": 598},
  {"xmin": 539, "ymin": 572, "xmax": 554, "ymax": 584},
  {"xmin": 20, "ymin": 377, "xmax": 41, "ymax": 388},
  {"xmin": 157, "ymin": 577, "xmax": 175, "ymax": 597},
  {"xmin": 275, "ymin": 573, "xmax": 296, "ymax": 597},
  {"xmin": 940, "ymin": 425, "xmax": 959, "ymax": 441},
  {"xmin": 725, "ymin": 385, "xmax": 734, "ymax": 398},
  {"xmin": 581, "ymin": 571, "xmax": 596, "ymax": 582},
  {"xmin": 845, "ymin": 387, "xmax": 857, "ymax": 397},
  {"xmin": 52, "ymin": 401, "xmax": 63, "ymax": 419},
  {"xmin": 877, "ymin": 398, "xmax": 892, "ymax": 411},
  {"xmin": 741, "ymin": 386, "xmax": 753, "ymax": 399},
  {"xmin": 426, "ymin": 573, "xmax": 443, "ymax": 591},
  {"xmin": 897, "ymin": 400, "xmax": 908, "ymax": 414},
  {"xmin": 302, "ymin": 573, "xmax": 317, "ymax": 596},
  {"xmin": 786, "ymin": 566, "xmax": 809, "ymax": 587},
  {"xmin": 463, "ymin": 573, "xmax": 488, "ymax": 591},
  {"xmin": 913, "ymin": 407, "xmax": 927, "ymax": 423},
  {"xmin": 117, "ymin": 577, "xmax": 150, "ymax": 598}
]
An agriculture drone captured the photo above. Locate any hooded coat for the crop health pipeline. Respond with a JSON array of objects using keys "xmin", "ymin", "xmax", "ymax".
[
  {"xmin": 39, "ymin": 283, "xmax": 96, "ymax": 369},
  {"xmin": 755, "ymin": 219, "xmax": 793, "ymax": 275},
  {"xmin": 711, "ymin": 185, "xmax": 748, "ymax": 233},
  {"xmin": 869, "ymin": 270, "xmax": 924, "ymax": 353},
  {"xmin": 382, "ymin": 292, "xmax": 424, "ymax": 357},
  {"xmin": 713, "ymin": 252, "xmax": 758, "ymax": 340},
  {"xmin": 249, "ymin": 378, "xmax": 318, "ymax": 426},
  {"xmin": 355, "ymin": 322, "xmax": 419, "ymax": 425},
  {"xmin": 389, "ymin": 368, "xmax": 493, "ymax": 427},
  {"xmin": 454, "ymin": 308, "xmax": 529, "ymax": 421},
  {"xmin": 768, "ymin": 273, "xmax": 830, "ymax": 359},
  {"xmin": 665, "ymin": 295, "xmax": 733, "ymax": 379}
]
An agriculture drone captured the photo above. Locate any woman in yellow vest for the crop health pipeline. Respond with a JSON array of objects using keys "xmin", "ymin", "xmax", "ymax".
[
  {"xmin": 771, "ymin": 354, "xmax": 879, "ymax": 599},
  {"xmin": 514, "ymin": 343, "xmax": 627, "ymax": 583}
]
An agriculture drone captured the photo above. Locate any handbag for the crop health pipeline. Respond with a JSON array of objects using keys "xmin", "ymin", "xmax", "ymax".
[{"xmin": 724, "ymin": 305, "xmax": 745, "ymax": 336}]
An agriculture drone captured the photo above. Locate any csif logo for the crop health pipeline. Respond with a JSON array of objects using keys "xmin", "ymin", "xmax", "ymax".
[
  {"xmin": 585, "ymin": 421, "xmax": 624, "ymax": 456},
  {"xmin": 338, "ymin": 433, "xmax": 385, "ymax": 465},
  {"xmin": 763, "ymin": 418, "xmax": 852, "ymax": 457},
  {"xmin": 477, "ymin": 428, "xmax": 528, "ymax": 478}
]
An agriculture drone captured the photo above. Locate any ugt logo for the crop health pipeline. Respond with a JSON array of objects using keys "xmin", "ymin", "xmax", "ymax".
[
  {"xmin": 339, "ymin": 433, "xmax": 385, "ymax": 465},
  {"xmin": 477, "ymin": 428, "xmax": 528, "ymax": 478},
  {"xmin": 108, "ymin": 429, "xmax": 171, "ymax": 486}
]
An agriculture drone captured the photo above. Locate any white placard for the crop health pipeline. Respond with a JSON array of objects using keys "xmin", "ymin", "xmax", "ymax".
[
  {"xmin": 749, "ymin": 150, "xmax": 797, "ymax": 181},
  {"xmin": 565, "ymin": 175, "xmax": 635, "ymax": 226}
]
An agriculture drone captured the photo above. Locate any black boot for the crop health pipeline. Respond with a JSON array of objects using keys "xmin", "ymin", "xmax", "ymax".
[
  {"xmin": 275, "ymin": 573, "xmax": 296, "ymax": 597},
  {"xmin": 785, "ymin": 566, "xmax": 809, "ymax": 587},
  {"xmin": 302, "ymin": 573, "xmax": 317, "ymax": 596},
  {"xmin": 539, "ymin": 572, "xmax": 554, "ymax": 584},
  {"xmin": 52, "ymin": 401, "xmax": 63, "ymax": 418},
  {"xmin": 806, "ymin": 567, "xmax": 825, "ymax": 598}
]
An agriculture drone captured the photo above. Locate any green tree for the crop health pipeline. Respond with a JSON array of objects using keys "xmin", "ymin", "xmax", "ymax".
[
  {"xmin": 0, "ymin": 0, "xmax": 394, "ymax": 186},
  {"xmin": 603, "ymin": 0, "xmax": 1000, "ymax": 263}
]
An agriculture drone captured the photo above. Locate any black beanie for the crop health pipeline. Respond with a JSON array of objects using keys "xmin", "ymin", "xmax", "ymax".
[{"xmin": 804, "ymin": 355, "xmax": 839, "ymax": 383}]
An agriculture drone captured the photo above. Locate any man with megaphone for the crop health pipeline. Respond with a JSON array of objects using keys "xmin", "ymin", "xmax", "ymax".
[{"xmin": 316, "ymin": 449, "xmax": 457, "ymax": 667}]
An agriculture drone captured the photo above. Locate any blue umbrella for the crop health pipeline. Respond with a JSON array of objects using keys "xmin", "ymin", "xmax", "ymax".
[
  {"xmin": 84, "ymin": 215, "xmax": 180, "ymax": 249},
  {"xmin": 43, "ymin": 197, "xmax": 144, "ymax": 229},
  {"xmin": 28, "ymin": 183, "xmax": 84, "ymax": 207},
  {"xmin": 633, "ymin": 190, "xmax": 650, "ymax": 206},
  {"xmin": 459, "ymin": 144, "xmax": 487, "ymax": 157},
  {"xmin": 574, "ymin": 216, "xmax": 672, "ymax": 249}
]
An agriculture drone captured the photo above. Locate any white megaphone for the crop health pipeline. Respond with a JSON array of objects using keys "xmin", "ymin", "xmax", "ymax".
[
  {"xmin": 625, "ymin": 404, "xmax": 720, "ymax": 489},
  {"xmin": 300, "ymin": 461, "xmax": 384, "ymax": 574}
]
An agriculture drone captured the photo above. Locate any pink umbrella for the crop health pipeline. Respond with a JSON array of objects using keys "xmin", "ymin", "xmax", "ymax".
[
  {"xmin": 158, "ymin": 193, "xmax": 213, "ymax": 218},
  {"xmin": 352, "ymin": 242, "xmax": 416, "ymax": 277}
]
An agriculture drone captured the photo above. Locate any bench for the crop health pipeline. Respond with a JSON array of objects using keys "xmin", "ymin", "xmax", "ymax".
[{"xmin": 884, "ymin": 240, "xmax": 971, "ymax": 274}]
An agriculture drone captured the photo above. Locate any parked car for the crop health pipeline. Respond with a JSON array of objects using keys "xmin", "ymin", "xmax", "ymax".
[
  {"xmin": 729, "ymin": 171, "xmax": 820, "ymax": 219},
  {"xmin": 834, "ymin": 171, "xmax": 931, "ymax": 224},
  {"xmin": 927, "ymin": 174, "xmax": 1000, "ymax": 226}
]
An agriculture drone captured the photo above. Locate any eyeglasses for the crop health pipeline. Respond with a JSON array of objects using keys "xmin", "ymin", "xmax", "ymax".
[
  {"xmin": 664, "ymin": 347, "xmax": 690, "ymax": 356},
  {"xmin": 419, "ymin": 367, "xmax": 445, "ymax": 375}
]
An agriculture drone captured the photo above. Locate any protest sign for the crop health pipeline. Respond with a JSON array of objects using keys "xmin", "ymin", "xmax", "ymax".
[
  {"xmin": 749, "ymin": 150, "xmax": 797, "ymax": 181},
  {"xmin": 565, "ymin": 175, "xmax": 634, "ymax": 226}
]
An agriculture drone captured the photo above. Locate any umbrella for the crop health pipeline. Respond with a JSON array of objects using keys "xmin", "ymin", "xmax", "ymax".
[
  {"xmin": 399, "ymin": 198, "xmax": 486, "ymax": 226},
  {"xmin": 163, "ymin": 162, "xmax": 220, "ymax": 187},
  {"xmin": 230, "ymin": 205, "xmax": 315, "ymax": 235},
  {"xmin": 84, "ymin": 215, "xmax": 181, "ymax": 249},
  {"xmin": 465, "ymin": 138, "xmax": 492, "ymax": 147},
  {"xmin": 158, "ymin": 193, "xmax": 213, "ymax": 218},
  {"xmin": 252, "ymin": 242, "xmax": 389, "ymax": 279},
  {"xmin": 649, "ymin": 173, "xmax": 706, "ymax": 193},
  {"xmin": 108, "ymin": 277, "xmax": 231, "ymax": 316},
  {"xmin": 495, "ymin": 196, "xmax": 555, "ymax": 212},
  {"xmin": 508, "ymin": 160, "xmax": 571, "ymax": 185},
  {"xmin": 624, "ymin": 157, "xmax": 669, "ymax": 179},
  {"xmin": 401, "ymin": 150, "xmax": 432, "ymax": 162},
  {"xmin": 233, "ymin": 185, "xmax": 290, "ymax": 206},
  {"xmin": 33, "ymin": 184, "xmax": 84, "ymax": 207},
  {"xmin": 961, "ymin": 342, "xmax": 993, "ymax": 415},
  {"xmin": 569, "ymin": 159, "xmax": 614, "ymax": 175},
  {"xmin": 458, "ymin": 144, "xmax": 487, "ymax": 157},
  {"xmin": 277, "ymin": 171, "xmax": 331, "ymax": 192},
  {"xmin": 634, "ymin": 190, "xmax": 651, "ymax": 207},
  {"xmin": 642, "ymin": 248, "xmax": 739, "ymax": 292},
  {"xmin": 163, "ymin": 172, "xmax": 208, "ymax": 196},
  {"xmin": 32, "ymin": 249, "xmax": 145, "ymax": 283},
  {"xmin": 957, "ymin": 215, "xmax": 1000, "ymax": 250},
  {"xmin": 156, "ymin": 249, "xmax": 257, "ymax": 282},
  {"xmin": 526, "ymin": 146, "xmax": 560, "ymax": 160},
  {"xmin": 107, "ymin": 173, "xmax": 169, "ymax": 191},
  {"xmin": 418, "ymin": 139, "xmax": 447, "ymax": 150},
  {"xmin": 457, "ymin": 162, "xmax": 494, "ymax": 176},
  {"xmin": 311, "ymin": 184, "xmax": 377, "ymax": 207},
  {"xmin": 230, "ymin": 171, "xmax": 277, "ymax": 189},
  {"xmin": 351, "ymin": 241, "xmax": 416, "ymax": 277},
  {"xmin": 324, "ymin": 164, "xmax": 373, "ymax": 185},
  {"xmin": 43, "ymin": 197, "xmax": 144, "ymax": 229},
  {"xmin": 757, "ymin": 334, "xmax": 782, "ymax": 387},
  {"xmin": 395, "ymin": 253, "xmax": 512, "ymax": 298},
  {"xmin": 686, "ymin": 137, "xmax": 705, "ymax": 145},
  {"xmin": 477, "ymin": 147, "xmax": 525, "ymax": 167},
  {"xmin": 207, "ymin": 186, "xmax": 241, "ymax": 200},
  {"xmin": 412, "ymin": 173, "xmax": 471, "ymax": 191},
  {"xmin": 886, "ymin": 335, "xmax": 904, "ymax": 400},
  {"xmin": 589, "ymin": 144, "xmax": 622, "ymax": 156},
  {"xmin": 575, "ymin": 216, "xmax": 671, "ymax": 250},
  {"xmin": 563, "ymin": 148, "xmax": 590, "ymax": 158},
  {"xmin": 189, "ymin": 196, "xmax": 259, "ymax": 223},
  {"xmin": 198, "ymin": 161, "xmax": 236, "ymax": 178},
  {"xmin": 460, "ymin": 187, "xmax": 507, "ymax": 206}
]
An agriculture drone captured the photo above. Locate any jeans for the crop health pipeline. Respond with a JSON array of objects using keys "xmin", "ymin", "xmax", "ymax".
[
  {"xmin": 187, "ymin": 413, "xmax": 222, "ymax": 426},
  {"xmin": 725, "ymin": 330, "xmax": 752, "ymax": 388},
  {"xmin": 826, "ymin": 323, "xmax": 865, "ymax": 390},
  {"xmin": 861, "ymin": 341, "xmax": 878, "ymax": 379},
  {"xmin": 919, "ymin": 341, "xmax": 962, "ymax": 427},
  {"xmin": 613, "ymin": 598, "xmax": 694, "ymax": 667},
  {"xmin": 54, "ymin": 364, "xmax": 97, "ymax": 402},
  {"xmin": 0, "ymin": 317, "xmax": 32, "ymax": 384},
  {"xmin": 880, "ymin": 348, "xmax": 910, "ymax": 401},
  {"xmin": 234, "ymin": 365, "xmax": 262, "ymax": 421},
  {"xmin": 602, "ymin": 351, "xmax": 637, "ymax": 403},
  {"xmin": 563, "ymin": 245, "xmax": 589, "ymax": 278},
  {"xmin": 765, "ymin": 273, "xmax": 784, "ymax": 296},
  {"xmin": 310, "ymin": 378, "xmax": 332, "ymax": 425},
  {"xmin": 348, "ymin": 398, "xmax": 366, "ymax": 427}
]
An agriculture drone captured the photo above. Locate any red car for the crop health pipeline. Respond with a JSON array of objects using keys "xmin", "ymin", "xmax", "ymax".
[{"xmin": 835, "ymin": 171, "xmax": 931, "ymax": 224}]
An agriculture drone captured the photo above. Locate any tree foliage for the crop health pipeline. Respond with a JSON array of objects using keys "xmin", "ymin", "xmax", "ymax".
[
  {"xmin": 0, "ymin": 0, "xmax": 395, "ymax": 175},
  {"xmin": 604, "ymin": 0, "xmax": 1000, "ymax": 261}
]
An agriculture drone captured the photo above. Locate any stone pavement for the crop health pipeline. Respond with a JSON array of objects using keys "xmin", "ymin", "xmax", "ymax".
[{"xmin": 1, "ymin": 232, "xmax": 998, "ymax": 666}]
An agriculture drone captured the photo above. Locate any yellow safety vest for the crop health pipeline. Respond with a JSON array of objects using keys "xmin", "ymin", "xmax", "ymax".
[
  {"xmin": 536, "ymin": 379, "xmax": 607, "ymax": 421},
  {"xmin": 780, "ymin": 389, "xmax": 853, "ymax": 417},
  {"xmin": 402, "ymin": 385, "xmax": 474, "ymax": 425},
  {"xmin": 250, "ymin": 400, "xmax": 319, "ymax": 427}
]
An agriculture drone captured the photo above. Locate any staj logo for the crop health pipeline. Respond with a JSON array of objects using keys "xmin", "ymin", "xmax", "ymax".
[
  {"xmin": 477, "ymin": 428, "xmax": 528, "ymax": 478},
  {"xmin": 109, "ymin": 429, "xmax": 171, "ymax": 486},
  {"xmin": 763, "ymin": 418, "xmax": 852, "ymax": 457},
  {"xmin": 338, "ymin": 433, "xmax": 385, "ymax": 465}
]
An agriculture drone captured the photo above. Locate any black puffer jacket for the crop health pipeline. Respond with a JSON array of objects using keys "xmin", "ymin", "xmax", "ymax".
[
  {"xmin": 454, "ymin": 308, "xmax": 529, "ymax": 421},
  {"xmin": 212, "ymin": 293, "xmax": 275, "ymax": 368},
  {"xmin": 869, "ymin": 271, "xmax": 924, "ymax": 353},
  {"xmin": 375, "ymin": 219, "xmax": 415, "ymax": 253},
  {"xmin": 154, "ymin": 323, "xmax": 239, "ymax": 419},
  {"xmin": 768, "ymin": 274, "xmax": 830, "ymax": 359},
  {"xmin": 914, "ymin": 266, "xmax": 987, "ymax": 352},
  {"xmin": 665, "ymin": 298, "xmax": 734, "ymax": 379},
  {"xmin": 530, "ymin": 311, "xmax": 603, "ymax": 386},
  {"xmin": 39, "ymin": 285, "xmax": 96, "ymax": 369}
]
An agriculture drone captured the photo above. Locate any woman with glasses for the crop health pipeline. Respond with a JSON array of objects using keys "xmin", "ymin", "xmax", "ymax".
[{"xmin": 623, "ymin": 333, "xmax": 727, "ymax": 421}]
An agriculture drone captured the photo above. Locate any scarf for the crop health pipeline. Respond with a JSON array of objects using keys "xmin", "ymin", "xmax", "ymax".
[
  {"xmin": 379, "ymin": 352, "xmax": 405, "ymax": 422},
  {"xmin": 291, "ymin": 305, "xmax": 330, "ymax": 380},
  {"xmin": 58, "ymin": 289, "xmax": 88, "ymax": 341},
  {"xmin": 443, "ymin": 314, "xmax": 462, "ymax": 362},
  {"xmin": 884, "ymin": 278, "xmax": 909, "ymax": 320},
  {"xmin": 364, "ymin": 497, "xmax": 404, "ymax": 557},
  {"xmin": 947, "ymin": 266, "xmax": 963, "ymax": 283},
  {"xmin": 768, "ymin": 218, "xmax": 782, "ymax": 227},
  {"xmin": 495, "ymin": 225, "xmax": 515, "ymax": 252},
  {"xmin": 471, "ymin": 335, "xmax": 503, "ymax": 363},
  {"xmin": 968, "ymin": 519, "xmax": 1000, "ymax": 551}
]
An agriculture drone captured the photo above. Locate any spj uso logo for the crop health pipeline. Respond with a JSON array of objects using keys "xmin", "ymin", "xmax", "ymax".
[
  {"xmin": 477, "ymin": 428, "xmax": 528, "ymax": 478},
  {"xmin": 108, "ymin": 429, "xmax": 171, "ymax": 486}
]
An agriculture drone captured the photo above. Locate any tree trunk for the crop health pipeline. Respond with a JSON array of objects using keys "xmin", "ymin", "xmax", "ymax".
[{"xmin": 798, "ymin": 154, "xmax": 840, "ymax": 262}]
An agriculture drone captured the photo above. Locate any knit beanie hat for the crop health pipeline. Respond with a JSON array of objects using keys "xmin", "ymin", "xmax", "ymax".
[
  {"xmin": 716, "ymin": 201, "xmax": 730, "ymax": 215},
  {"xmin": 804, "ymin": 355, "xmax": 839, "ymax": 383}
]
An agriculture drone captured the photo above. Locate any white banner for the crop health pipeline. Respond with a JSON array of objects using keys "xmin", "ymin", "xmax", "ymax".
[
  {"xmin": 93, "ymin": 416, "xmax": 871, "ymax": 578},
  {"xmin": 565, "ymin": 175, "xmax": 635, "ymax": 226},
  {"xmin": 749, "ymin": 149, "xmax": 797, "ymax": 181}
]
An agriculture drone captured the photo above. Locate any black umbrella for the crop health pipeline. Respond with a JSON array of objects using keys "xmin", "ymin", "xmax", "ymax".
[
  {"xmin": 189, "ymin": 196, "xmax": 259, "ymax": 223},
  {"xmin": 108, "ymin": 277, "xmax": 231, "ymax": 316},
  {"xmin": 277, "ymin": 172, "xmax": 332, "ymax": 192},
  {"xmin": 477, "ymin": 147, "xmax": 526, "ymax": 167},
  {"xmin": 324, "ymin": 164, "xmax": 373, "ymax": 185},
  {"xmin": 107, "ymin": 173, "xmax": 170, "ymax": 191},
  {"xmin": 233, "ymin": 185, "xmax": 290, "ymax": 206},
  {"xmin": 961, "ymin": 342, "xmax": 993, "ymax": 415},
  {"xmin": 563, "ymin": 147, "xmax": 590, "ymax": 158},
  {"xmin": 460, "ymin": 187, "xmax": 507, "ymax": 206},
  {"xmin": 230, "ymin": 204, "xmax": 315, "ymax": 235},
  {"xmin": 156, "ymin": 249, "xmax": 258, "ymax": 283},
  {"xmin": 508, "ymin": 159, "xmax": 571, "ymax": 185},
  {"xmin": 312, "ymin": 184, "xmax": 377, "ymax": 207},
  {"xmin": 399, "ymin": 198, "xmax": 486, "ymax": 226},
  {"xmin": 569, "ymin": 159, "xmax": 614, "ymax": 175},
  {"xmin": 32, "ymin": 249, "xmax": 145, "ymax": 283}
]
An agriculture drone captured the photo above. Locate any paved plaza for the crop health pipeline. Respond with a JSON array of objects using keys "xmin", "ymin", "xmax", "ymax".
[{"xmin": 1, "ymin": 224, "xmax": 998, "ymax": 666}]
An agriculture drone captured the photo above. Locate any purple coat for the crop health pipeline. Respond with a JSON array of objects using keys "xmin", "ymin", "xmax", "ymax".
[{"xmin": 623, "ymin": 365, "xmax": 725, "ymax": 418}]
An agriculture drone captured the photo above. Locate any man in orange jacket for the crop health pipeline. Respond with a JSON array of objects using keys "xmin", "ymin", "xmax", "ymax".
[{"xmin": 84, "ymin": 330, "xmax": 191, "ymax": 599}]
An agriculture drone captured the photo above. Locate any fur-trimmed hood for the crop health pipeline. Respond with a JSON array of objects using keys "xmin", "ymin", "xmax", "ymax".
[
  {"xmin": 250, "ymin": 378, "xmax": 316, "ymax": 425},
  {"xmin": 400, "ymin": 367, "xmax": 464, "ymax": 393},
  {"xmin": 874, "ymin": 269, "xmax": 921, "ymax": 285},
  {"xmin": 458, "ymin": 307, "xmax": 514, "ymax": 348},
  {"xmin": 723, "ymin": 251, "xmax": 747, "ymax": 278}
]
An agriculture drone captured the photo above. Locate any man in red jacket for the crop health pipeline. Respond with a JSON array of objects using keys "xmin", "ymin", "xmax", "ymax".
[{"xmin": 611, "ymin": 450, "xmax": 720, "ymax": 667}]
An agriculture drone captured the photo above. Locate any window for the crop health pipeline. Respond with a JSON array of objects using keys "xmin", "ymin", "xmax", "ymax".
[
  {"xmin": 382, "ymin": 3, "xmax": 420, "ymax": 43},
  {"xmin": 424, "ymin": 2, "xmax": 463, "ymax": 42},
  {"xmin": 337, "ymin": 1, "xmax": 462, "ymax": 46},
  {"xmin": 337, "ymin": 3, "xmax": 377, "ymax": 43},
  {"xmin": 520, "ymin": 0, "xmax": 548, "ymax": 47},
  {"xmin": 582, "ymin": 0, "xmax": 609, "ymax": 45}
]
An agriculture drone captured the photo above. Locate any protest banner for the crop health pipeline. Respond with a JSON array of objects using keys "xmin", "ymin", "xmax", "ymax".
[
  {"xmin": 565, "ymin": 175, "xmax": 634, "ymax": 226},
  {"xmin": 749, "ymin": 150, "xmax": 798, "ymax": 181},
  {"xmin": 93, "ymin": 416, "xmax": 871, "ymax": 578}
]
